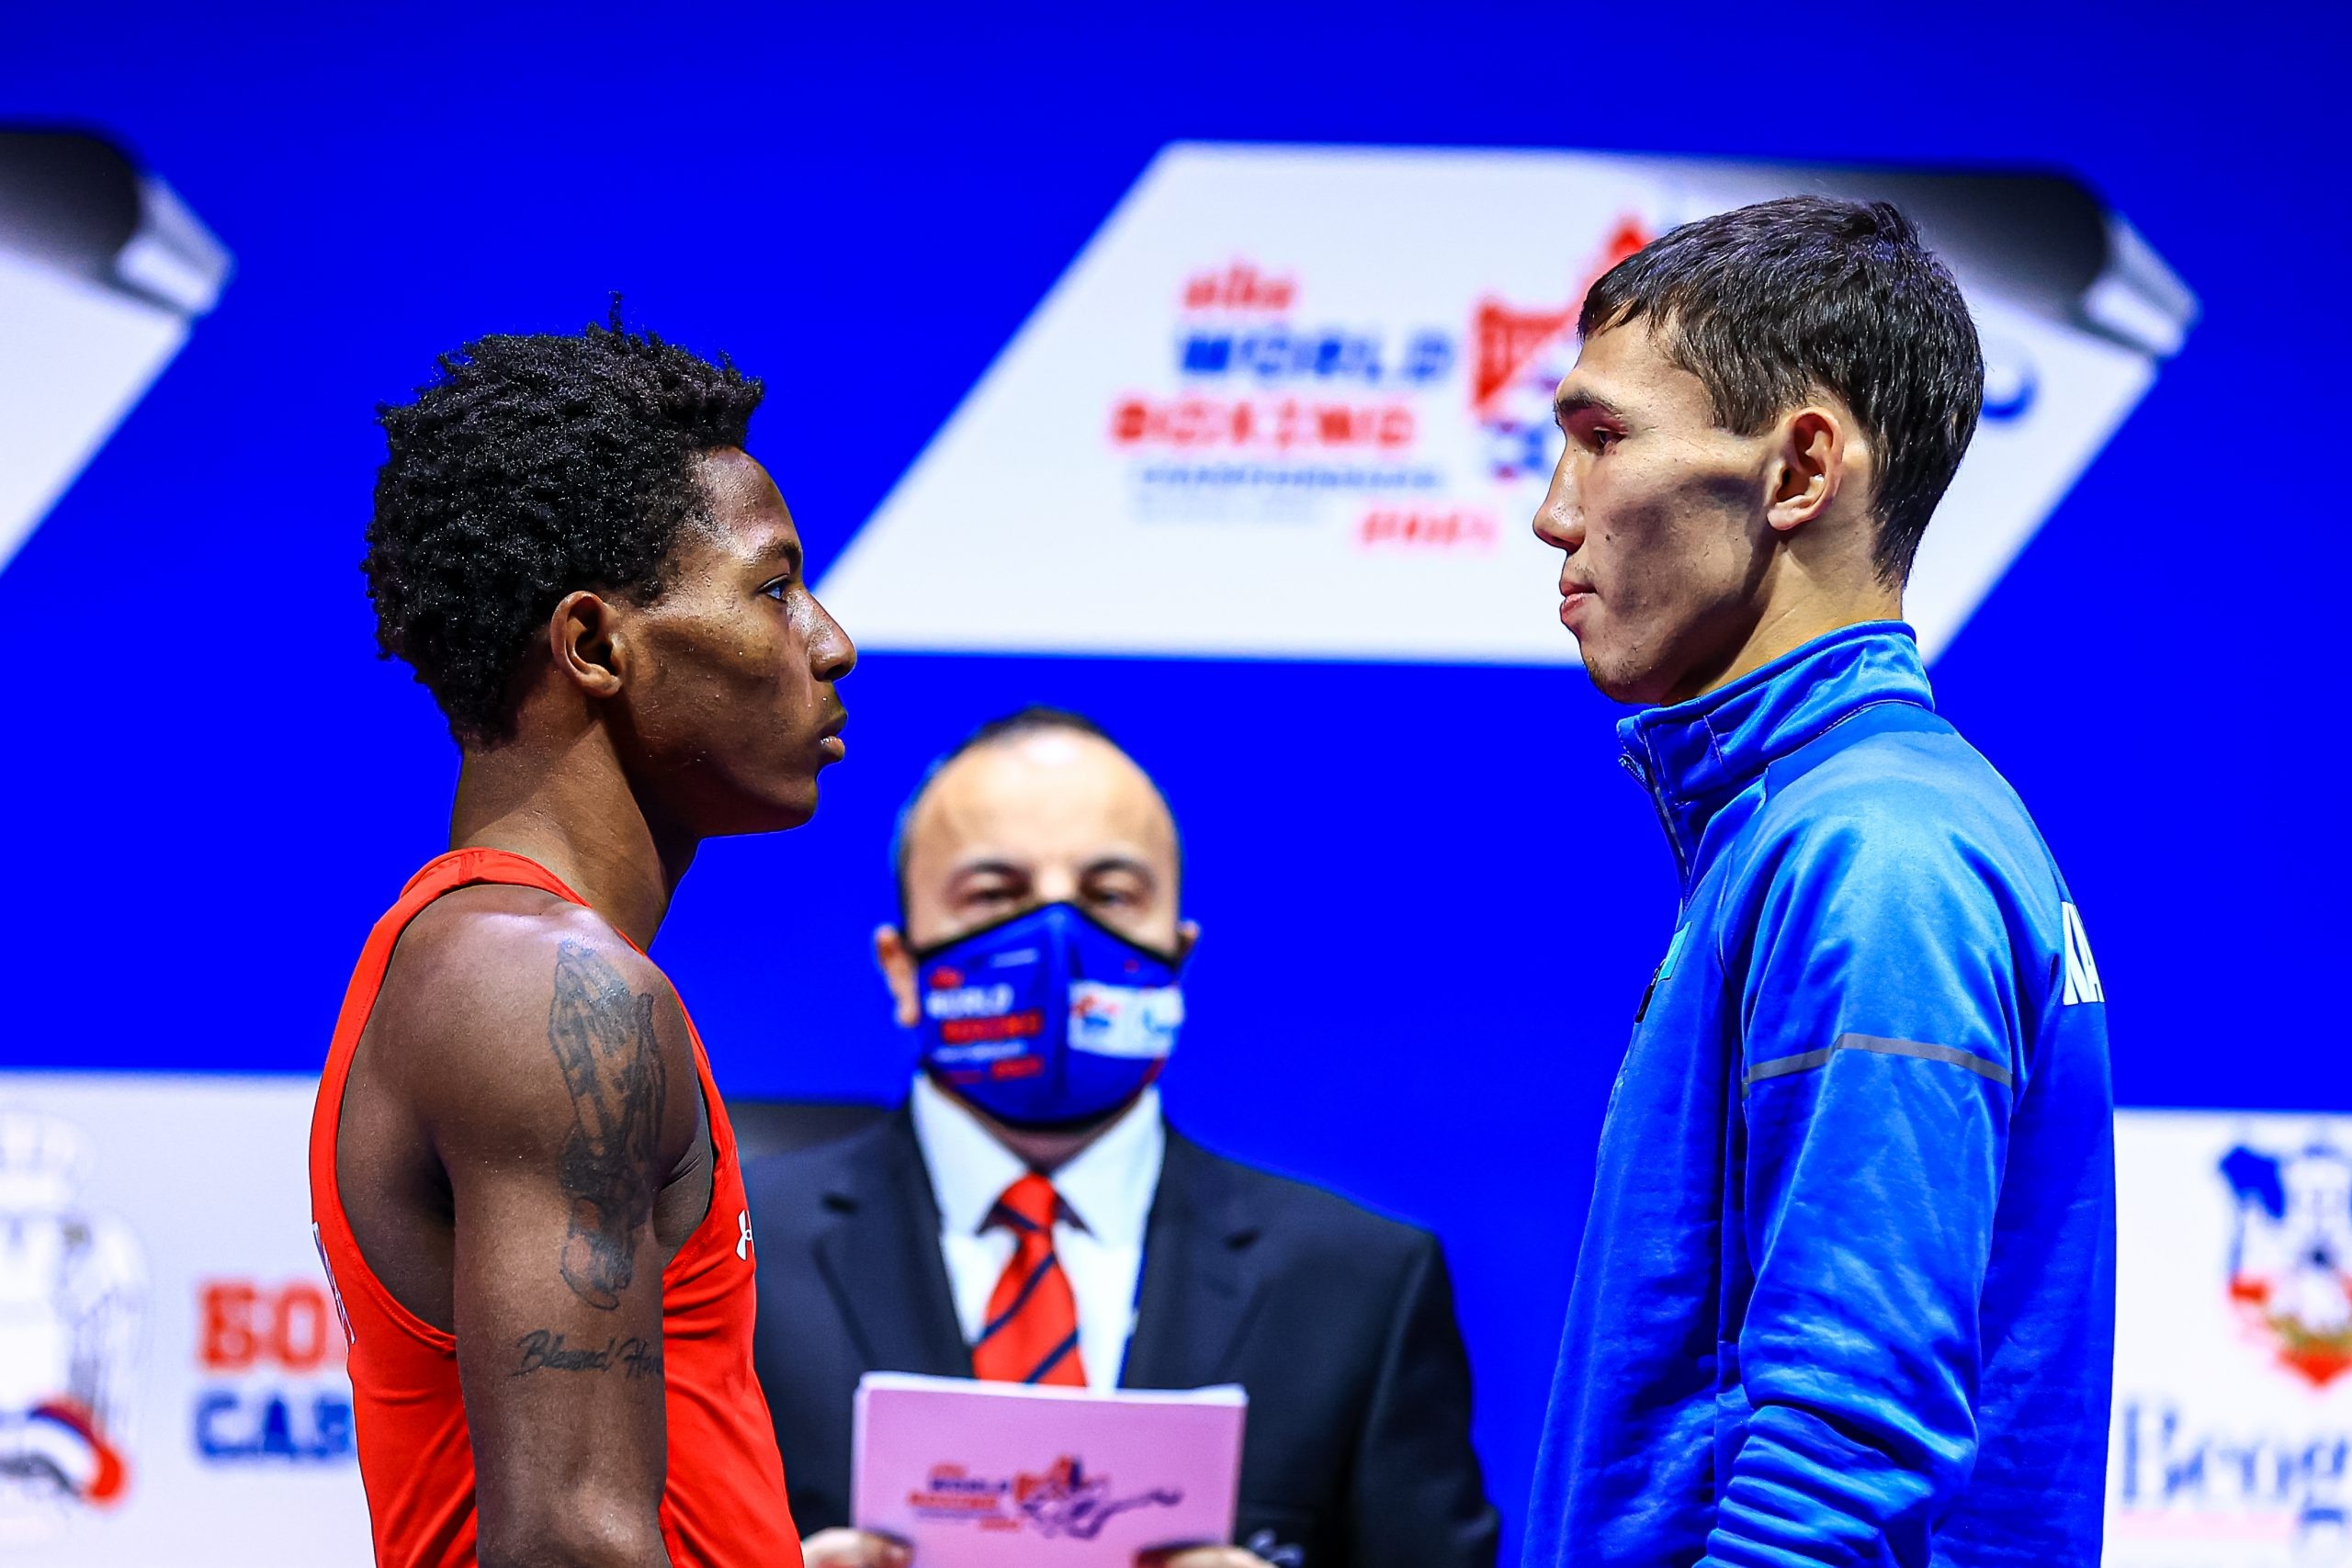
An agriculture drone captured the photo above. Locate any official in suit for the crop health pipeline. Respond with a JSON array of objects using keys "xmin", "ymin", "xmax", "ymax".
[{"xmin": 745, "ymin": 707, "xmax": 1498, "ymax": 1568}]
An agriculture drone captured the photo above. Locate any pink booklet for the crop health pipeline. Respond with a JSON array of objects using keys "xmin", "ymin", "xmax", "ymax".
[{"xmin": 853, "ymin": 1372, "xmax": 1248, "ymax": 1565}]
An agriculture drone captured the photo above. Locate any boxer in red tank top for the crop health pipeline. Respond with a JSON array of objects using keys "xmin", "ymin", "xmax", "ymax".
[{"xmin": 311, "ymin": 315, "xmax": 853, "ymax": 1568}]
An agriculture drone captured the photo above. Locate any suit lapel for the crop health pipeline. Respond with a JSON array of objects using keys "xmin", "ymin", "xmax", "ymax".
[
  {"xmin": 810, "ymin": 1108, "xmax": 972, "ymax": 1378},
  {"xmin": 1122, "ymin": 1130, "xmax": 1268, "ymax": 1390}
]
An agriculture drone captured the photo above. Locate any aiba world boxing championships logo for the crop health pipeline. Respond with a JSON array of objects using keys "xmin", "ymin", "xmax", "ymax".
[
  {"xmin": 1105, "ymin": 221, "xmax": 1658, "ymax": 558},
  {"xmin": 2221, "ymin": 1137, "xmax": 2352, "ymax": 1387},
  {"xmin": 0, "ymin": 1109, "xmax": 147, "ymax": 1541},
  {"xmin": 909, "ymin": 1453, "xmax": 1182, "ymax": 1541}
]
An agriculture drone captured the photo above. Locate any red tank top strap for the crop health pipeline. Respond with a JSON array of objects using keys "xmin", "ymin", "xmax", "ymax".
[{"xmin": 399, "ymin": 846, "xmax": 589, "ymax": 906}]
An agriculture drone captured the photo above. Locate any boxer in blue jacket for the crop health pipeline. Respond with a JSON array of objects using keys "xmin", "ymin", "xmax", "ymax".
[{"xmin": 1523, "ymin": 197, "xmax": 2115, "ymax": 1566}]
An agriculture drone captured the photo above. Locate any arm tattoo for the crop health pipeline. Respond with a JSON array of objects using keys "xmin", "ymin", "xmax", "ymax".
[
  {"xmin": 512, "ymin": 1328, "xmax": 663, "ymax": 1381},
  {"xmin": 546, "ymin": 938, "xmax": 669, "ymax": 1310}
]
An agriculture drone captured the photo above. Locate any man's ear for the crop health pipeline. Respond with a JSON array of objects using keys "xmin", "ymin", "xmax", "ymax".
[
  {"xmin": 874, "ymin": 924, "xmax": 922, "ymax": 1029},
  {"xmin": 548, "ymin": 590, "xmax": 628, "ymax": 701},
  {"xmin": 1765, "ymin": 407, "xmax": 1851, "ymax": 536}
]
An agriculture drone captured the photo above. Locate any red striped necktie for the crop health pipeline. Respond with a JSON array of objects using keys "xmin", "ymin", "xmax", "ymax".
[{"xmin": 970, "ymin": 1171, "xmax": 1087, "ymax": 1387}]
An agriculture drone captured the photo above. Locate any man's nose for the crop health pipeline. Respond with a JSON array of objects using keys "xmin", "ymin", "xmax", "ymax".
[
  {"xmin": 1532, "ymin": 464, "xmax": 1582, "ymax": 552},
  {"xmin": 808, "ymin": 595, "xmax": 856, "ymax": 682}
]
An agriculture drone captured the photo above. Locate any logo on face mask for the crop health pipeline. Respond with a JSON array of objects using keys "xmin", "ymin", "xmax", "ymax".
[{"xmin": 911, "ymin": 904, "xmax": 1186, "ymax": 1127}]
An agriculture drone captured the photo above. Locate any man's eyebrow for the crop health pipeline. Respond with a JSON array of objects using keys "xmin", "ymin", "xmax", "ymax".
[
  {"xmin": 946, "ymin": 856, "xmax": 1026, "ymax": 884},
  {"xmin": 1553, "ymin": 388, "xmax": 1627, "ymax": 423},
  {"xmin": 754, "ymin": 534, "xmax": 805, "ymax": 572},
  {"xmin": 1080, "ymin": 853, "xmax": 1157, "ymax": 884}
]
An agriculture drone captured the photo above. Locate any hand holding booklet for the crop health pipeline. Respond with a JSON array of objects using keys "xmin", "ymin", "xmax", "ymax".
[{"xmin": 853, "ymin": 1372, "xmax": 1248, "ymax": 1565}]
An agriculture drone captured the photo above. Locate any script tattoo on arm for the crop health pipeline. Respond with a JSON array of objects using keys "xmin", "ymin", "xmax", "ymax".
[
  {"xmin": 511, "ymin": 1328, "xmax": 663, "ymax": 1381},
  {"xmin": 545, "ymin": 938, "xmax": 669, "ymax": 1310}
]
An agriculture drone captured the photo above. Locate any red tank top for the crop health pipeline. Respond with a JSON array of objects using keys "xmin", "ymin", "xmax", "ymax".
[{"xmin": 309, "ymin": 849, "xmax": 802, "ymax": 1568}]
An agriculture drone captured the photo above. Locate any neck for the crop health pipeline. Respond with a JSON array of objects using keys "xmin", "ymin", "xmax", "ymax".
[
  {"xmin": 448, "ymin": 723, "xmax": 695, "ymax": 949},
  {"xmin": 955, "ymin": 1087, "xmax": 1132, "ymax": 1175},
  {"xmin": 1680, "ymin": 570, "xmax": 1903, "ymax": 706}
]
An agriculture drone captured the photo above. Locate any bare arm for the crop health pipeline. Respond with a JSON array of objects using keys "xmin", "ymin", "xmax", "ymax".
[{"xmin": 414, "ymin": 921, "xmax": 697, "ymax": 1568}]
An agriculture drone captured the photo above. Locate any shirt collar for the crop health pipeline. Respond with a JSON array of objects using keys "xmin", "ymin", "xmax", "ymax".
[
  {"xmin": 1616, "ymin": 621, "xmax": 1934, "ymax": 882},
  {"xmin": 909, "ymin": 1074, "xmax": 1166, "ymax": 1250}
]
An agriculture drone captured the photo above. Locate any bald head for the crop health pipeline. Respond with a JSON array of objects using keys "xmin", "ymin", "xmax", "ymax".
[
  {"xmin": 876, "ymin": 720, "xmax": 1193, "ymax": 1030},
  {"xmin": 900, "ymin": 725, "xmax": 1182, "ymax": 948}
]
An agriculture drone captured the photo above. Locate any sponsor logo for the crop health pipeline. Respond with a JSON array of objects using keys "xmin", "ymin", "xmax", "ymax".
[
  {"xmin": 2111, "ymin": 1399, "xmax": 2351, "ymax": 1549},
  {"xmin": 1101, "ymin": 224, "xmax": 1675, "ymax": 566},
  {"xmin": 925, "ymin": 981, "xmax": 1019, "ymax": 1021},
  {"xmin": 905, "ymin": 1455, "xmax": 1182, "ymax": 1540},
  {"xmin": 816, "ymin": 146, "xmax": 2196, "ymax": 665},
  {"xmin": 907, "ymin": 1461, "xmax": 1009, "ymax": 1520},
  {"xmin": 2059, "ymin": 901, "xmax": 2105, "ymax": 1006},
  {"xmin": 1119, "ymin": 257, "xmax": 1453, "ymax": 525},
  {"xmin": 0, "ymin": 1110, "xmax": 144, "ymax": 1539},
  {"xmin": 937, "ymin": 1012, "xmax": 1047, "ymax": 1048},
  {"xmin": 1356, "ymin": 507, "xmax": 1498, "ymax": 553},
  {"xmin": 1110, "ymin": 395, "xmax": 1418, "ymax": 454},
  {"xmin": 737, "ymin": 1209, "xmax": 754, "ymax": 1262},
  {"xmin": 1069, "ymin": 982, "xmax": 1184, "ymax": 1060},
  {"xmin": 2222, "ymin": 1139, "xmax": 2352, "ymax": 1388},
  {"xmin": 1182, "ymin": 260, "xmax": 1294, "ymax": 313},
  {"xmin": 194, "ymin": 1278, "xmax": 355, "ymax": 1463},
  {"xmin": 2108, "ymin": 1117, "xmax": 2352, "ymax": 1554},
  {"xmin": 1014, "ymin": 1454, "xmax": 1182, "ymax": 1541},
  {"xmin": 1120, "ymin": 243, "xmax": 1648, "ymax": 546},
  {"xmin": 926, "ymin": 968, "xmax": 1050, "ymax": 1054}
]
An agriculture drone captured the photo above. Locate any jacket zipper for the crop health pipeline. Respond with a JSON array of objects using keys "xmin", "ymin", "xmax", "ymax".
[{"xmin": 1620, "ymin": 749, "xmax": 1691, "ymax": 893}]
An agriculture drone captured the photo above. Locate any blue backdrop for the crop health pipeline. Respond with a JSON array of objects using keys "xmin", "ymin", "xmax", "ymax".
[{"xmin": 6, "ymin": 6, "xmax": 2346, "ymax": 1560}]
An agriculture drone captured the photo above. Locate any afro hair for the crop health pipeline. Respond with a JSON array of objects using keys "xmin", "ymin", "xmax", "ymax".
[{"xmin": 363, "ymin": 307, "xmax": 764, "ymax": 745}]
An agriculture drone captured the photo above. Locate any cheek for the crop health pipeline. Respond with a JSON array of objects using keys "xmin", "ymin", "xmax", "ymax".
[
  {"xmin": 640, "ymin": 614, "xmax": 792, "ymax": 728},
  {"xmin": 1584, "ymin": 472, "xmax": 1676, "ymax": 584},
  {"xmin": 1599, "ymin": 462, "xmax": 1747, "ymax": 580}
]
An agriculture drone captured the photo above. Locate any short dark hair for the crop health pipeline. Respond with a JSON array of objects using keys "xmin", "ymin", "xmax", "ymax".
[
  {"xmin": 889, "ymin": 706, "xmax": 1182, "ymax": 912},
  {"xmin": 363, "ymin": 307, "xmax": 764, "ymax": 745},
  {"xmin": 1580, "ymin": 196, "xmax": 1983, "ymax": 583}
]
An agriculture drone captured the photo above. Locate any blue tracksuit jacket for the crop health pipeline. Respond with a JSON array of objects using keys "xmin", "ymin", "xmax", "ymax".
[{"xmin": 1525, "ymin": 623, "xmax": 2115, "ymax": 1567}]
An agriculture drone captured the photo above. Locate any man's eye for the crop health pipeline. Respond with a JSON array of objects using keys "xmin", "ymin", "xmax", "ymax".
[
  {"xmin": 1589, "ymin": 428, "xmax": 1620, "ymax": 453},
  {"xmin": 761, "ymin": 578, "xmax": 792, "ymax": 601}
]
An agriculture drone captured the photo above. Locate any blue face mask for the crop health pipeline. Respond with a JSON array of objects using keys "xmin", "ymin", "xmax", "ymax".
[{"xmin": 910, "ymin": 902, "xmax": 1187, "ymax": 1128}]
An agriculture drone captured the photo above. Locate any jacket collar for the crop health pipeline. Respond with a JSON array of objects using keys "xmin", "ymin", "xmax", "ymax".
[{"xmin": 1617, "ymin": 621, "xmax": 1933, "ymax": 883}]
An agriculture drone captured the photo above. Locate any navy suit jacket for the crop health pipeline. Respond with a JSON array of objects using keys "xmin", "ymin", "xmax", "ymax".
[{"xmin": 744, "ymin": 1108, "xmax": 1498, "ymax": 1568}]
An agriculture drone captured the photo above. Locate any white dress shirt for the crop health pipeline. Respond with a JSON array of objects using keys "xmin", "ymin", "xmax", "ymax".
[{"xmin": 908, "ymin": 1073, "xmax": 1166, "ymax": 1393}]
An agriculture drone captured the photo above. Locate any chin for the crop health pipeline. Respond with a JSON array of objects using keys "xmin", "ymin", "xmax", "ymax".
[
  {"xmin": 1574, "ymin": 639, "xmax": 1634, "ymax": 705},
  {"xmin": 1582, "ymin": 671, "xmax": 1651, "ymax": 706},
  {"xmin": 756, "ymin": 787, "xmax": 820, "ymax": 833},
  {"xmin": 1579, "ymin": 649, "xmax": 1672, "ymax": 708},
  {"xmin": 703, "ymin": 781, "xmax": 820, "ymax": 838}
]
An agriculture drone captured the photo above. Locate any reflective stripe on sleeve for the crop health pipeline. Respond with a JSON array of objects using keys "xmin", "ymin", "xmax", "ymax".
[{"xmin": 1743, "ymin": 1032, "xmax": 2013, "ymax": 1093}]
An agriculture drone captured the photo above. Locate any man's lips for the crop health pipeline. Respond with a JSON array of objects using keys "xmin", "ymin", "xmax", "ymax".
[
  {"xmin": 818, "ymin": 706, "xmax": 848, "ymax": 759},
  {"xmin": 1559, "ymin": 581, "xmax": 1596, "ymax": 626}
]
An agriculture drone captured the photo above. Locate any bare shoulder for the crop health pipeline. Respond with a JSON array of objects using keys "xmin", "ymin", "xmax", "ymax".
[{"xmin": 370, "ymin": 886, "xmax": 691, "ymax": 1159}]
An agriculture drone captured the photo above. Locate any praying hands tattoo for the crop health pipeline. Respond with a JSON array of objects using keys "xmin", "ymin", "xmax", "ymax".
[{"xmin": 546, "ymin": 940, "xmax": 669, "ymax": 1310}]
